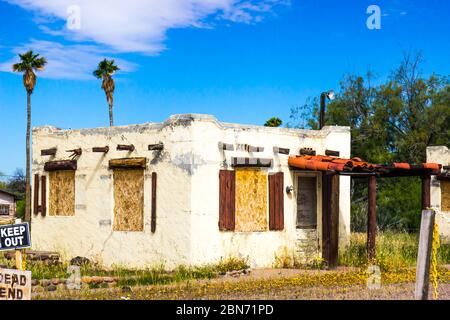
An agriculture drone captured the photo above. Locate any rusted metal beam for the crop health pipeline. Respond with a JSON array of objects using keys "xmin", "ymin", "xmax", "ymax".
[
  {"xmin": 325, "ymin": 149, "xmax": 340, "ymax": 157},
  {"xmin": 231, "ymin": 157, "xmax": 272, "ymax": 168},
  {"xmin": 41, "ymin": 148, "xmax": 57, "ymax": 156},
  {"xmin": 148, "ymin": 143, "xmax": 164, "ymax": 151},
  {"xmin": 422, "ymin": 175, "xmax": 431, "ymax": 209},
  {"xmin": 367, "ymin": 176, "xmax": 377, "ymax": 260},
  {"xmin": 117, "ymin": 144, "xmax": 135, "ymax": 152},
  {"xmin": 300, "ymin": 148, "xmax": 316, "ymax": 156},
  {"xmin": 44, "ymin": 160, "xmax": 77, "ymax": 172},
  {"xmin": 273, "ymin": 147, "xmax": 290, "ymax": 155},
  {"xmin": 218, "ymin": 142, "xmax": 234, "ymax": 151},
  {"xmin": 92, "ymin": 146, "xmax": 109, "ymax": 153}
]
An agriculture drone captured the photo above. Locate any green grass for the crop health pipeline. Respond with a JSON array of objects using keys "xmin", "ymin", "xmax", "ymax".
[
  {"xmin": 339, "ymin": 232, "xmax": 450, "ymax": 271},
  {"xmin": 0, "ymin": 255, "xmax": 249, "ymax": 287}
]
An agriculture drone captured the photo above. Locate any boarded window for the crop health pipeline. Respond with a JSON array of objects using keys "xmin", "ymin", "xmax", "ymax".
[
  {"xmin": 219, "ymin": 170, "xmax": 235, "ymax": 231},
  {"xmin": 269, "ymin": 172, "xmax": 284, "ymax": 231},
  {"xmin": 0, "ymin": 204, "xmax": 9, "ymax": 216},
  {"xmin": 442, "ymin": 181, "xmax": 450, "ymax": 212},
  {"xmin": 235, "ymin": 168, "xmax": 268, "ymax": 232},
  {"xmin": 49, "ymin": 170, "xmax": 75, "ymax": 216},
  {"xmin": 296, "ymin": 176, "xmax": 317, "ymax": 228},
  {"xmin": 113, "ymin": 169, "xmax": 144, "ymax": 231}
]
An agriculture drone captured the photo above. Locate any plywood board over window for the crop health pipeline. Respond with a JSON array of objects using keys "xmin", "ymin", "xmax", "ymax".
[
  {"xmin": 442, "ymin": 181, "xmax": 450, "ymax": 212},
  {"xmin": 49, "ymin": 170, "xmax": 75, "ymax": 216},
  {"xmin": 113, "ymin": 168, "xmax": 144, "ymax": 231},
  {"xmin": 235, "ymin": 168, "xmax": 268, "ymax": 232}
]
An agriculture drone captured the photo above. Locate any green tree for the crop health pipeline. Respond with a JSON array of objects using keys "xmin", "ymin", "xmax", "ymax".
[
  {"xmin": 264, "ymin": 117, "xmax": 283, "ymax": 127},
  {"xmin": 290, "ymin": 53, "xmax": 450, "ymax": 231},
  {"xmin": 93, "ymin": 59, "xmax": 120, "ymax": 126},
  {"xmin": 12, "ymin": 50, "xmax": 47, "ymax": 223}
]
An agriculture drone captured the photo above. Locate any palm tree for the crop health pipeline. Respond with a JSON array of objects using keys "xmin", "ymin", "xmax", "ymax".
[
  {"xmin": 12, "ymin": 50, "xmax": 47, "ymax": 222},
  {"xmin": 93, "ymin": 59, "xmax": 120, "ymax": 126}
]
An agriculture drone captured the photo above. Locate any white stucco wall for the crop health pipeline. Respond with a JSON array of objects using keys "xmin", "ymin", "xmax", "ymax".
[
  {"xmin": 32, "ymin": 114, "xmax": 351, "ymax": 268},
  {"xmin": 427, "ymin": 146, "xmax": 450, "ymax": 241}
]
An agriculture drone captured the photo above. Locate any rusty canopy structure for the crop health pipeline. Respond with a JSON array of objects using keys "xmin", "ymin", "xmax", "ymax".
[{"xmin": 288, "ymin": 154, "xmax": 442, "ymax": 267}]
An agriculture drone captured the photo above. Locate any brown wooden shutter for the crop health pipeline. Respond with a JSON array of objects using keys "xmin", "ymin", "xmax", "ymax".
[
  {"xmin": 41, "ymin": 175, "xmax": 47, "ymax": 217},
  {"xmin": 151, "ymin": 172, "xmax": 157, "ymax": 233},
  {"xmin": 269, "ymin": 172, "xmax": 284, "ymax": 230},
  {"xmin": 219, "ymin": 170, "xmax": 235, "ymax": 231},
  {"xmin": 33, "ymin": 174, "xmax": 40, "ymax": 215}
]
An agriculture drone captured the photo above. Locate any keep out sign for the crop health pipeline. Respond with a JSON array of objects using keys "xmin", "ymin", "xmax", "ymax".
[
  {"xmin": 0, "ymin": 269, "xmax": 32, "ymax": 300},
  {"xmin": 0, "ymin": 223, "xmax": 31, "ymax": 251}
]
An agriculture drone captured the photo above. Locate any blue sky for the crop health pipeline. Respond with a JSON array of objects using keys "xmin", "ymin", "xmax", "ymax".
[{"xmin": 0, "ymin": 0, "xmax": 449, "ymax": 175}]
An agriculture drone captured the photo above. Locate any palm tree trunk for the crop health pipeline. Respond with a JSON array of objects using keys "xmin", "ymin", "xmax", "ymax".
[
  {"xmin": 109, "ymin": 102, "xmax": 114, "ymax": 127},
  {"xmin": 25, "ymin": 92, "xmax": 31, "ymax": 222}
]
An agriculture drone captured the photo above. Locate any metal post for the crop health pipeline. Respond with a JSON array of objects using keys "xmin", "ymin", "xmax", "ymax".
[
  {"xmin": 319, "ymin": 93, "xmax": 326, "ymax": 129},
  {"xmin": 367, "ymin": 176, "xmax": 377, "ymax": 260},
  {"xmin": 415, "ymin": 209, "xmax": 435, "ymax": 300}
]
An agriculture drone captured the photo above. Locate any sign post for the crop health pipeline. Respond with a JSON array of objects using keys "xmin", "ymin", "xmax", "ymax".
[{"xmin": 0, "ymin": 220, "xmax": 31, "ymax": 271}]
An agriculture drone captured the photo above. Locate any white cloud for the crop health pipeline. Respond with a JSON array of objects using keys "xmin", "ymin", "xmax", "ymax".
[
  {"xmin": 6, "ymin": 0, "xmax": 289, "ymax": 54},
  {"xmin": 0, "ymin": 39, "xmax": 137, "ymax": 80},
  {"xmin": 2, "ymin": 0, "xmax": 289, "ymax": 79}
]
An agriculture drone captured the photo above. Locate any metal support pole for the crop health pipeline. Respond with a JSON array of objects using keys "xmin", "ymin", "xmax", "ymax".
[
  {"xmin": 422, "ymin": 175, "xmax": 431, "ymax": 210},
  {"xmin": 319, "ymin": 93, "xmax": 326, "ymax": 129}
]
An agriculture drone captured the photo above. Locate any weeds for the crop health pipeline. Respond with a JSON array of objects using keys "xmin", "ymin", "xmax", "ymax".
[{"xmin": 339, "ymin": 232, "xmax": 450, "ymax": 271}]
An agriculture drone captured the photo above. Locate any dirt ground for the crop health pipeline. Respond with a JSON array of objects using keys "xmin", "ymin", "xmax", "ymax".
[{"xmin": 35, "ymin": 267, "xmax": 450, "ymax": 300}]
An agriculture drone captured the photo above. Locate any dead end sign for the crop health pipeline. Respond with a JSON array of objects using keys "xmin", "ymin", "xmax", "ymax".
[
  {"xmin": 0, "ymin": 223, "xmax": 31, "ymax": 251},
  {"xmin": 0, "ymin": 269, "xmax": 32, "ymax": 300}
]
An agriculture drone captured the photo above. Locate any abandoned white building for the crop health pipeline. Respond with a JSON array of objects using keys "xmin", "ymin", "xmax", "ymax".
[
  {"xmin": 31, "ymin": 114, "xmax": 352, "ymax": 268},
  {"xmin": 427, "ymin": 146, "xmax": 450, "ymax": 241},
  {"xmin": 0, "ymin": 189, "xmax": 16, "ymax": 223}
]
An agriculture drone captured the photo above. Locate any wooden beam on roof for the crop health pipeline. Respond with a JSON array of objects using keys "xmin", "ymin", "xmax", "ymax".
[
  {"xmin": 325, "ymin": 149, "xmax": 340, "ymax": 157},
  {"xmin": 44, "ymin": 160, "xmax": 77, "ymax": 172},
  {"xmin": 299, "ymin": 148, "xmax": 315, "ymax": 156},
  {"xmin": 247, "ymin": 145, "xmax": 264, "ymax": 152},
  {"xmin": 117, "ymin": 144, "xmax": 135, "ymax": 152},
  {"xmin": 273, "ymin": 147, "xmax": 290, "ymax": 155},
  {"xmin": 41, "ymin": 148, "xmax": 57, "ymax": 156},
  {"xmin": 148, "ymin": 143, "xmax": 164, "ymax": 151},
  {"xmin": 218, "ymin": 142, "xmax": 234, "ymax": 151},
  {"xmin": 109, "ymin": 157, "xmax": 146, "ymax": 169},
  {"xmin": 231, "ymin": 157, "xmax": 272, "ymax": 168},
  {"xmin": 92, "ymin": 146, "xmax": 109, "ymax": 153}
]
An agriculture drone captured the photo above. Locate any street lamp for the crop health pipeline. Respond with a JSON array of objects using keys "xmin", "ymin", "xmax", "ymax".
[{"xmin": 319, "ymin": 90, "xmax": 335, "ymax": 129}]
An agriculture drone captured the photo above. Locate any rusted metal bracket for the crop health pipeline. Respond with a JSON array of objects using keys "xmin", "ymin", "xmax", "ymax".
[{"xmin": 66, "ymin": 148, "xmax": 82, "ymax": 160}]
